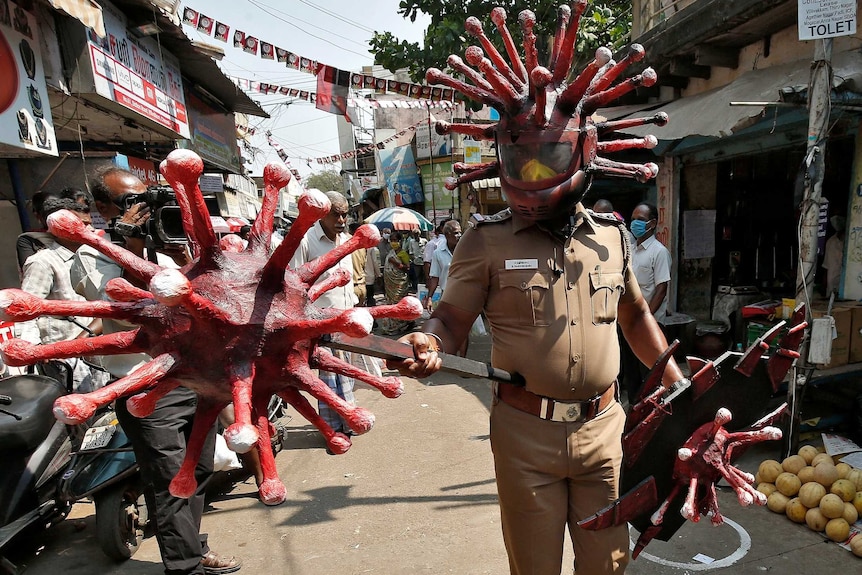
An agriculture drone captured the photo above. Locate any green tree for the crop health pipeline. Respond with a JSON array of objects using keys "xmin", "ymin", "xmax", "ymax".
[
  {"xmin": 369, "ymin": 1, "xmax": 632, "ymax": 83},
  {"xmin": 305, "ymin": 169, "xmax": 344, "ymax": 192}
]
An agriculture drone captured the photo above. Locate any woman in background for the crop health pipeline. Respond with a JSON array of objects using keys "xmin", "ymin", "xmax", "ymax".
[{"xmin": 382, "ymin": 231, "xmax": 412, "ymax": 335}]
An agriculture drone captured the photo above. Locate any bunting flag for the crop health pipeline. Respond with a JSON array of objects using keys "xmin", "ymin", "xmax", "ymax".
[
  {"xmin": 182, "ymin": 6, "xmax": 454, "ymax": 101},
  {"xmin": 196, "ymin": 14, "xmax": 213, "ymax": 35},
  {"xmin": 214, "ymin": 21, "xmax": 230, "ymax": 42},
  {"xmin": 316, "ymin": 65, "xmax": 351, "ymax": 118},
  {"xmin": 260, "ymin": 42, "xmax": 274, "ymax": 60},
  {"xmin": 232, "ymin": 30, "xmax": 245, "ymax": 48},
  {"xmin": 260, "ymin": 119, "xmax": 439, "ymax": 167},
  {"xmin": 243, "ymin": 36, "xmax": 259, "ymax": 55},
  {"xmin": 182, "ymin": 7, "xmax": 199, "ymax": 27},
  {"xmin": 266, "ymin": 131, "xmax": 290, "ymax": 164}
]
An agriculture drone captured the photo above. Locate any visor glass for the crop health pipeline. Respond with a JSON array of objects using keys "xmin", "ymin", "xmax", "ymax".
[{"xmin": 498, "ymin": 130, "xmax": 580, "ymax": 187}]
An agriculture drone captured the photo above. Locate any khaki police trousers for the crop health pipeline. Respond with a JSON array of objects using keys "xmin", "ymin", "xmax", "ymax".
[{"xmin": 490, "ymin": 397, "xmax": 629, "ymax": 575}]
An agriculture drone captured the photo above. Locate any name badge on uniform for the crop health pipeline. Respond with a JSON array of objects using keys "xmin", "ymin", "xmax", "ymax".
[{"xmin": 505, "ymin": 259, "xmax": 538, "ymax": 270}]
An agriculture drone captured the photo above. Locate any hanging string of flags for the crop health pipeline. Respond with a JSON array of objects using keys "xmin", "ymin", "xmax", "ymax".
[
  {"xmin": 264, "ymin": 118, "xmax": 430, "ymax": 166},
  {"xmin": 264, "ymin": 131, "xmax": 301, "ymax": 181},
  {"xmin": 228, "ymin": 76, "xmax": 457, "ymax": 110},
  {"xmin": 181, "ymin": 6, "xmax": 454, "ymax": 102}
]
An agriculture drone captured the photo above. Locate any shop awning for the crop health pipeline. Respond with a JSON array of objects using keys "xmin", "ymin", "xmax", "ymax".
[
  {"xmin": 47, "ymin": 0, "xmax": 105, "ymax": 37},
  {"xmin": 620, "ymin": 49, "xmax": 862, "ymax": 140},
  {"xmin": 593, "ymin": 102, "xmax": 666, "ymax": 123}
]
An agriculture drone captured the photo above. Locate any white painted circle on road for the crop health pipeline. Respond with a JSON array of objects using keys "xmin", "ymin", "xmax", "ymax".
[{"xmin": 630, "ymin": 517, "xmax": 752, "ymax": 570}]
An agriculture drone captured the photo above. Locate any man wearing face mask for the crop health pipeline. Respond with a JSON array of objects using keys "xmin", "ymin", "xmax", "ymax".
[{"xmin": 621, "ymin": 202, "xmax": 672, "ymax": 404}]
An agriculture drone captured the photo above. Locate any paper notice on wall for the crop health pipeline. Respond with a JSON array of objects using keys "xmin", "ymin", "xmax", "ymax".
[{"xmin": 683, "ymin": 210, "xmax": 716, "ymax": 259}]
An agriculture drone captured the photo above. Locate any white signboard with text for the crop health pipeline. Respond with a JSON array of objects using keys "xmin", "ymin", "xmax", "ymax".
[
  {"xmin": 87, "ymin": 1, "xmax": 189, "ymax": 137},
  {"xmin": 415, "ymin": 120, "xmax": 451, "ymax": 159},
  {"xmin": 798, "ymin": 0, "xmax": 856, "ymax": 40},
  {"xmin": 0, "ymin": 1, "xmax": 57, "ymax": 155}
]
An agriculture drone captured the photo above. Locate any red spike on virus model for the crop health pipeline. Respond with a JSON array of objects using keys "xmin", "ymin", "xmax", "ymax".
[
  {"xmin": 0, "ymin": 149, "xmax": 422, "ymax": 506},
  {"xmin": 425, "ymin": 2, "xmax": 668, "ymax": 220}
]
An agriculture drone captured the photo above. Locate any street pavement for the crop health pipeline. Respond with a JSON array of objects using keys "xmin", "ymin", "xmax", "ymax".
[{"xmin": 3, "ymin": 332, "xmax": 861, "ymax": 574}]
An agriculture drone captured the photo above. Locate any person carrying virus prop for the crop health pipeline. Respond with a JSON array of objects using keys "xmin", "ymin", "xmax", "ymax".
[{"xmin": 387, "ymin": 3, "xmax": 686, "ymax": 574}]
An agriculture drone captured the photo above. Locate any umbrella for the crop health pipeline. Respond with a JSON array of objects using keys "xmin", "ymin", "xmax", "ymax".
[
  {"xmin": 210, "ymin": 216, "xmax": 230, "ymax": 234},
  {"xmin": 224, "ymin": 216, "xmax": 251, "ymax": 233},
  {"xmin": 363, "ymin": 207, "xmax": 434, "ymax": 232}
]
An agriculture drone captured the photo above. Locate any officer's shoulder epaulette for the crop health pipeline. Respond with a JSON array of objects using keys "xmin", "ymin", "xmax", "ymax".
[
  {"xmin": 469, "ymin": 208, "xmax": 512, "ymax": 229},
  {"xmin": 587, "ymin": 209, "xmax": 624, "ymax": 226}
]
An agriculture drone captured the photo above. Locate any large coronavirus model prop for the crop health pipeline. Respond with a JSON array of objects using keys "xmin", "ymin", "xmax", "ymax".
[
  {"xmin": 0, "ymin": 149, "xmax": 422, "ymax": 506},
  {"xmin": 425, "ymin": 1, "xmax": 668, "ymax": 220},
  {"xmin": 580, "ymin": 309, "xmax": 808, "ymax": 557}
]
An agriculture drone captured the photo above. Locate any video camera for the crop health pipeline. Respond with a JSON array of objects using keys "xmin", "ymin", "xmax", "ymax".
[{"xmin": 112, "ymin": 185, "xmax": 187, "ymax": 248}]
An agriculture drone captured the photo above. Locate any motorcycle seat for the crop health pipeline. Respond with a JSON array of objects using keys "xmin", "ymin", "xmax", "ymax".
[{"xmin": 0, "ymin": 375, "xmax": 67, "ymax": 452}]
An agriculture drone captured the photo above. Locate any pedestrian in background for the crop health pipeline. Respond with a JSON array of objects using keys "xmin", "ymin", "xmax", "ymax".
[
  {"xmin": 423, "ymin": 220, "xmax": 468, "ymax": 357},
  {"xmin": 19, "ymin": 197, "xmax": 102, "ymax": 392},
  {"xmin": 349, "ymin": 222, "xmax": 368, "ymax": 306},
  {"xmin": 409, "ymin": 228, "xmax": 427, "ymax": 290},
  {"xmin": 290, "ymin": 191, "xmax": 358, "ymax": 440},
  {"xmin": 382, "ymin": 231, "xmax": 412, "ymax": 335},
  {"xmin": 621, "ymin": 201, "xmax": 672, "ymax": 404},
  {"xmin": 423, "ymin": 219, "xmax": 450, "ymax": 284},
  {"xmin": 365, "ymin": 239, "xmax": 381, "ymax": 307}
]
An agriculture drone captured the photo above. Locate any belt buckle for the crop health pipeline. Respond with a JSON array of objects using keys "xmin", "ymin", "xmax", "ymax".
[{"xmin": 552, "ymin": 400, "xmax": 583, "ymax": 422}]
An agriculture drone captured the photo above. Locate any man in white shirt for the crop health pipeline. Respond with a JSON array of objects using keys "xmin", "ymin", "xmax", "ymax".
[
  {"xmin": 622, "ymin": 202, "xmax": 672, "ymax": 403},
  {"xmin": 20, "ymin": 197, "xmax": 100, "ymax": 391},
  {"xmin": 289, "ymin": 191, "xmax": 357, "ymax": 440},
  {"xmin": 424, "ymin": 220, "xmax": 468, "ymax": 356},
  {"xmin": 423, "ymin": 218, "xmax": 451, "ymax": 283}
]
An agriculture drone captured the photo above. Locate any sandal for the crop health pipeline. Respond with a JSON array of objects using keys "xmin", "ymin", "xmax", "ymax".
[{"xmin": 202, "ymin": 551, "xmax": 242, "ymax": 574}]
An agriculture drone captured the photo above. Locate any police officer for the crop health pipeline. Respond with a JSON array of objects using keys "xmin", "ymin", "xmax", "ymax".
[{"xmin": 390, "ymin": 197, "xmax": 686, "ymax": 573}]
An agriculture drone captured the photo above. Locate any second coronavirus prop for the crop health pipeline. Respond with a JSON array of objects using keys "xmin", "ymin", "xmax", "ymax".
[{"xmin": 0, "ymin": 149, "xmax": 422, "ymax": 506}]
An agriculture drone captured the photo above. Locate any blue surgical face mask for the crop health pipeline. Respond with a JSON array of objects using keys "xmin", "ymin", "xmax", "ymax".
[{"xmin": 630, "ymin": 219, "xmax": 650, "ymax": 238}]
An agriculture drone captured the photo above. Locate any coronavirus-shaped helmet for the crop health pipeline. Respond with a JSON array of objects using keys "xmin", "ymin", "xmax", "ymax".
[{"xmin": 426, "ymin": 2, "xmax": 668, "ymax": 221}]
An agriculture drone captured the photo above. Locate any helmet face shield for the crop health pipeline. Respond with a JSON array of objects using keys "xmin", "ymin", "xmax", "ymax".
[{"xmin": 497, "ymin": 128, "xmax": 582, "ymax": 191}]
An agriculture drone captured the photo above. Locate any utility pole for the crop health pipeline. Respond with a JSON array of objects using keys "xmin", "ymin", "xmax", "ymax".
[{"xmin": 786, "ymin": 37, "xmax": 833, "ymax": 457}]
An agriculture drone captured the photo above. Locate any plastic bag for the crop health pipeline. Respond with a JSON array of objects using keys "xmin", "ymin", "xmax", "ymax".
[
  {"xmin": 470, "ymin": 315, "xmax": 487, "ymax": 337},
  {"xmin": 213, "ymin": 433, "xmax": 243, "ymax": 472}
]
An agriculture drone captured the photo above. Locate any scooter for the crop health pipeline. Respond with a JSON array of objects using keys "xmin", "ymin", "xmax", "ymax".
[
  {"xmin": 0, "ymin": 368, "xmax": 146, "ymax": 573},
  {"xmin": 0, "ymin": 366, "xmax": 289, "ymax": 573},
  {"xmin": 59, "ymin": 408, "xmax": 147, "ymax": 561}
]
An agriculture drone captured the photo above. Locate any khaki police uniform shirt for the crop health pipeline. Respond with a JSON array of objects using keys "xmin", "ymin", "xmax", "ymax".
[{"xmin": 441, "ymin": 204, "xmax": 641, "ymax": 401}]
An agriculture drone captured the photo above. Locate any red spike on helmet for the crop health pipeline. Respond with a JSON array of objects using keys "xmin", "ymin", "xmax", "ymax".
[{"xmin": 425, "ymin": 2, "xmax": 668, "ymax": 221}]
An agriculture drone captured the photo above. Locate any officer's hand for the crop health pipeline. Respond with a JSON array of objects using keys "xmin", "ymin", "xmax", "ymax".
[{"xmin": 386, "ymin": 331, "xmax": 442, "ymax": 378}]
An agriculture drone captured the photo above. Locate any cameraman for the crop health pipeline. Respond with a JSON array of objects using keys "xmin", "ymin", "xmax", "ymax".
[{"xmin": 70, "ymin": 167, "xmax": 241, "ymax": 575}]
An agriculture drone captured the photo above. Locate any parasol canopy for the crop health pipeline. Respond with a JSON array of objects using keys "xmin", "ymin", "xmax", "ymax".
[{"xmin": 363, "ymin": 207, "xmax": 434, "ymax": 232}]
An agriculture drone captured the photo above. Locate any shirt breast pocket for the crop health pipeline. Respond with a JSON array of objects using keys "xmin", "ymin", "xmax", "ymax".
[
  {"xmin": 589, "ymin": 270, "xmax": 624, "ymax": 324},
  {"xmin": 498, "ymin": 269, "xmax": 553, "ymax": 326}
]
